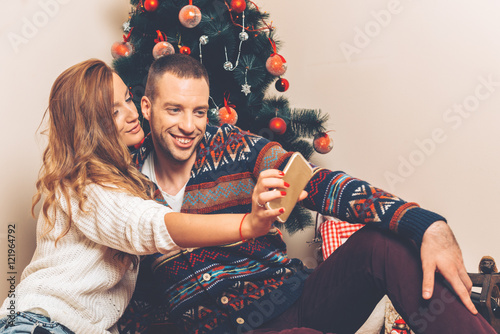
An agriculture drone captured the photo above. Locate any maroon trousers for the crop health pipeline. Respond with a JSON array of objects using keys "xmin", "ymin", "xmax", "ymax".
[{"xmin": 253, "ymin": 226, "xmax": 496, "ymax": 334}]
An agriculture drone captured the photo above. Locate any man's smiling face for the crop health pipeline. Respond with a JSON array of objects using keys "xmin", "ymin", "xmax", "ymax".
[{"xmin": 142, "ymin": 72, "xmax": 209, "ymax": 166}]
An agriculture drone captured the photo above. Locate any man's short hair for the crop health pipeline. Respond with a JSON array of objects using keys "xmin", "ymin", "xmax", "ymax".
[{"xmin": 144, "ymin": 54, "xmax": 210, "ymax": 101}]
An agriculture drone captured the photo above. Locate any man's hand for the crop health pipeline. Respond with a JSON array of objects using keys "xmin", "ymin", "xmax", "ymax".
[{"xmin": 420, "ymin": 220, "xmax": 477, "ymax": 314}]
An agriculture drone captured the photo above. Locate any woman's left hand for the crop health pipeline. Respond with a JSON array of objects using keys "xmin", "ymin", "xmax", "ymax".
[{"xmin": 243, "ymin": 169, "xmax": 307, "ymax": 239}]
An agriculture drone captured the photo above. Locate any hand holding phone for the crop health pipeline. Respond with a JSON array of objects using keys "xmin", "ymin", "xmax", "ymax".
[{"xmin": 265, "ymin": 152, "xmax": 313, "ymax": 223}]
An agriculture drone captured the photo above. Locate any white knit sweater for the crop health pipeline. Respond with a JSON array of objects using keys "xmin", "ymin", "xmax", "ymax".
[{"xmin": 0, "ymin": 184, "xmax": 179, "ymax": 334}]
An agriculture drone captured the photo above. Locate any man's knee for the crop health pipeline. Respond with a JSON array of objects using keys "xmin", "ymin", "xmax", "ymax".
[{"xmin": 345, "ymin": 226, "xmax": 418, "ymax": 262}]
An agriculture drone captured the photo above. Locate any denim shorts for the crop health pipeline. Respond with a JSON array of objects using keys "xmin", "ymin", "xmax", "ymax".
[{"xmin": 0, "ymin": 312, "xmax": 74, "ymax": 334}]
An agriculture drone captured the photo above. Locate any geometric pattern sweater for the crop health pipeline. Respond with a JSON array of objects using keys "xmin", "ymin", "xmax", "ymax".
[{"xmin": 118, "ymin": 124, "xmax": 445, "ymax": 334}]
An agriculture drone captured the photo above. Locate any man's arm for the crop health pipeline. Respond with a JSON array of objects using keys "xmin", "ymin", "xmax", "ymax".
[
  {"xmin": 421, "ymin": 220, "xmax": 477, "ymax": 314},
  {"xmin": 252, "ymin": 140, "xmax": 476, "ymax": 313},
  {"xmin": 298, "ymin": 168, "xmax": 445, "ymax": 245}
]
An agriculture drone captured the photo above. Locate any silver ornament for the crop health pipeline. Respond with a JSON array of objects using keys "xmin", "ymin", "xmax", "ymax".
[
  {"xmin": 239, "ymin": 31, "xmax": 249, "ymax": 41},
  {"xmin": 241, "ymin": 83, "xmax": 251, "ymax": 96},
  {"xmin": 223, "ymin": 61, "xmax": 234, "ymax": 71},
  {"xmin": 199, "ymin": 35, "xmax": 209, "ymax": 45},
  {"xmin": 122, "ymin": 21, "xmax": 131, "ymax": 33},
  {"xmin": 209, "ymin": 108, "xmax": 219, "ymax": 117}
]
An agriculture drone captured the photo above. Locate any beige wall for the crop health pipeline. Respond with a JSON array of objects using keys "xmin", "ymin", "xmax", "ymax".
[{"xmin": 1, "ymin": 0, "xmax": 499, "ymax": 300}]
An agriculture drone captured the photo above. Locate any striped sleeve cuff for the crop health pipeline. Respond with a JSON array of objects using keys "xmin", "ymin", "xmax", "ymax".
[{"xmin": 397, "ymin": 207, "xmax": 447, "ymax": 245}]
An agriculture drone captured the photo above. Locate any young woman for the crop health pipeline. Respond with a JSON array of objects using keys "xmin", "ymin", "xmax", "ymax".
[{"xmin": 0, "ymin": 59, "xmax": 295, "ymax": 334}]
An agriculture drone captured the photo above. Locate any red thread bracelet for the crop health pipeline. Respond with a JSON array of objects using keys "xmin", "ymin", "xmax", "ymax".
[{"xmin": 239, "ymin": 213, "xmax": 249, "ymax": 242}]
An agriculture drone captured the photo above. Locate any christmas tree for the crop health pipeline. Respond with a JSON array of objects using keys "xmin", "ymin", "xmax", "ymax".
[{"xmin": 112, "ymin": 0, "xmax": 331, "ymax": 233}]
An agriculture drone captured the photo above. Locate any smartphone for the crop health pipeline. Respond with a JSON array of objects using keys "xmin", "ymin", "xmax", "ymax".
[{"xmin": 265, "ymin": 152, "xmax": 313, "ymax": 223}]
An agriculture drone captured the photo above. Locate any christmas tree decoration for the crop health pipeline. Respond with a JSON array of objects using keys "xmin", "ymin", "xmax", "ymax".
[
  {"xmin": 122, "ymin": 20, "xmax": 131, "ymax": 33},
  {"xmin": 219, "ymin": 92, "xmax": 238, "ymax": 126},
  {"xmin": 179, "ymin": 2, "xmax": 202, "ymax": 28},
  {"xmin": 266, "ymin": 54, "xmax": 287, "ymax": 77},
  {"xmin": 198, "ymin": 35, "xmax": 209, "ymax": 63},
  {"xmin": 152, "ymin": 30, "xmax": 174, "ymax": 59},
  {"xmin": 269, "ymin": 117, "xmax": 287, "ymax": 135},
  {"xmin": 241, "ymin": 68, "xmax": 251, "ymax": 96},
  {"xmin": 223, "ymin": 11, "xmax": 247, "ymax": 72},
  {"xmin": 313, "ymin": 131, "xmax": 334, "ymax": 154},
  {"xmin": 230, "ymin": 0, "xmax": 246, "ymax": 13},
  {"xmin": 219, "ymin": 107, "xmax": 238, "ymax": 125},
  {"xmin": 179, "ymin": 46, "xmax": 191, "ymax": 54},
  {"xmin": 223, "ymin": 58, "xmax": 234, "ymax": 71},
  {"xmin": 266, "ymin": 38, "xmax": 287, "ymax": 76},
  {"xmin": 111, "ymin": 41, "xmax": 134, "ymax": 59},
  {"xmin": 239, "ymin": 31, "xmax": 249, "ymax": 41},
  {"xmin": 241, "ymin": 83, "xmax": 251, "ymax": 95},
  {"xmin": 111, "ymin": 28, "xmax": 134, "ymax": 59},
  {"xmin": 209, "ymin": 107, "xmax": 219, "ymax": 118},
  {"xmin": 275, "ymin": 78, "xmax": 289, "ymax": 92},
  {"xmin": 144, "ymin": 0, "xmax": 159, "ymax": 12},
  {"xmin": 153, "ymin": 42, "xmax": 175, "ymax": 59},
  {"xmin": 199, "ymin": 35, "xmax": 209, "ymax": 45}
]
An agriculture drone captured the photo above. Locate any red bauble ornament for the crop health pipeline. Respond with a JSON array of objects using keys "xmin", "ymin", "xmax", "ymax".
[
  {"xmin": 219, "ymin": 106, "xmax": 238, "ymax": 126},
  {"xmin": 111, "ymin": 41, "xmax": 134, "ymax": 59},
  {"xmin": 275, "ymin": 78, "xmax": 289, "ymax": 92},
  {"xmin": 230, "ymin": 0, "xmax": 246, "ymax": 13},
  {"xmin": 179, "ymin": 5, "xmax": 202, "ymax": 28},
  {"xmin": 313, "ymin": 132, "xmax": 334, "ymax": 154},
  {"xmin": 269, "ymin": 117, "xmax": 287, "ymax": 135},
  {"xmin": 179, "ymin": 46, "xmax": 191, "ymax": 55},
  {"xmin": 266, "ymin": 54, "xmax": 287, "ymax": 76},
  {"xmin": 152, "ymin": 41, "xmax": 175, "ymax": 59},
  {"xmin": 144, "ymin": 0, "xmax": 159, "ymax": 11}
]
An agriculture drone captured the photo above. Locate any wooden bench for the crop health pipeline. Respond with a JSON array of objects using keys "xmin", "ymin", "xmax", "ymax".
[{"xmin": 469, "ymin": 273, "xmax": 500, "ymax": 333}]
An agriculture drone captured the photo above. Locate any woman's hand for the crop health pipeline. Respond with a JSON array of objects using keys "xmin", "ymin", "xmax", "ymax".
[{"xmin": 241, "ymin": 169, "xmax": 308, "ymax": 239}]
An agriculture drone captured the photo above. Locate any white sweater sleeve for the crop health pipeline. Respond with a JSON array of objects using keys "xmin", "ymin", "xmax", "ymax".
[{"xmin": 58, "ymin": 184, "xmax": 180, "ymax": 255}]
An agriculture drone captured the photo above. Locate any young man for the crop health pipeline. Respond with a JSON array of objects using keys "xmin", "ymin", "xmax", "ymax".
[{"xmin": 119, "ymin": 54, "xmax": 496, "ymax": 334}]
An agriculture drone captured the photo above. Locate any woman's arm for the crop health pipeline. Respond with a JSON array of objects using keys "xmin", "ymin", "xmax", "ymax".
[
  {"xmin": 165, "ymin": 169, "xmax": 306, "ymax": 247},
  {"xmin": 68, "ymin": 170, "xmax": 302, "ymax": 254},
  {"xmin": 164, "ymin": 212, "xmax": 269, "ymax": 247}
]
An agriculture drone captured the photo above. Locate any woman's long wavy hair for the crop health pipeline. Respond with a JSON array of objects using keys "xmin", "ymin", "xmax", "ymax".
[{"xmin": 33, "ymin": 59, "xmax": 154, "ymax": 245}]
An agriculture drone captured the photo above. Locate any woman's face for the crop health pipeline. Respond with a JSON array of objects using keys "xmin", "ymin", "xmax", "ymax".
[{"xmin": 112, "ymin": 73, "xmax": 144, "ymax": 147}]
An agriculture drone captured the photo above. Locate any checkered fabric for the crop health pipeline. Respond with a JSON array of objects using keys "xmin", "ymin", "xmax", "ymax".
[{"xmin": 320, "ymin": 220, "xmax": 364, "ymax": 259}]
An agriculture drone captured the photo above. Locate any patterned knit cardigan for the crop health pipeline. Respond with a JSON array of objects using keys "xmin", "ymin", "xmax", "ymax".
[{"xmin": 118, "ymin": 124, "xmax": 445, "ymax": 334}]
